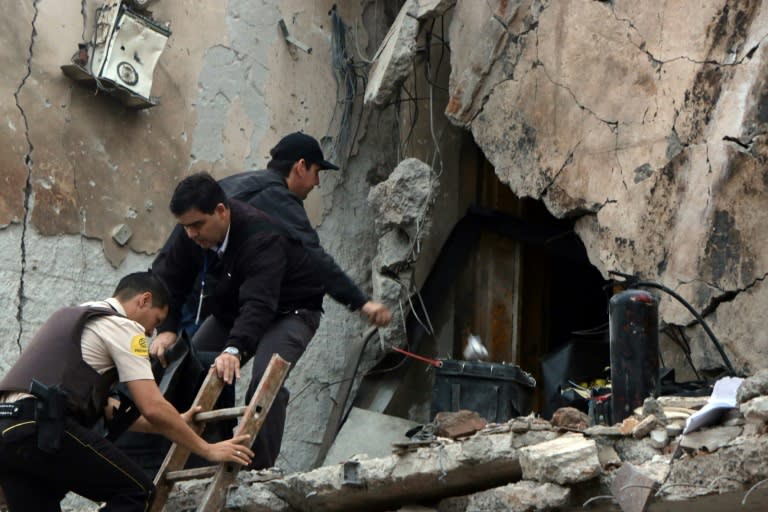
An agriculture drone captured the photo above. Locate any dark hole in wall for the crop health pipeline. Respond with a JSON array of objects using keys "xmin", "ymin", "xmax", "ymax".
[{"xmin": 355, "ymin": 141, "xmax": 609, "ymax": 422}]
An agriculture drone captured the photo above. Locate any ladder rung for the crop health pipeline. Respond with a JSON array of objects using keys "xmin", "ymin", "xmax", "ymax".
[
  {"xmin": 194, "ymin": 406, "xmax": 248, "ymax": 423},
  {"xmin": 166, "ymin": 466, "xmax": 218, "ymax": 482},
  {"xmin": 166, "ymin": 466, "xmax": 284, "ymax": 484}
]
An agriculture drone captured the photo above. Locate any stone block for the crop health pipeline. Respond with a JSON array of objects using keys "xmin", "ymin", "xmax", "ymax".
[{"xmin": 519, "ymin": 433, "xmax": 601, "ymax": 484}]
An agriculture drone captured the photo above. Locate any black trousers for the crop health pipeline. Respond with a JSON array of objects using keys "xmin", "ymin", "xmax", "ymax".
[
  {"xmin": 0, "ymin": 399, "xmax": 155, "ymax": 512},
  {"xmin": 192, "ymin": 310, "xmax": 320, "ymax": 469}
]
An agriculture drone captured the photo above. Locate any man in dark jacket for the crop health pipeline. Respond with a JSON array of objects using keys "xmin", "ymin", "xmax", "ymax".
[
  {"xmin": 218, "ymin": 131, "xmax": 391, "ymax": 326},
  {"xmin": 153, "ymin": 133, "xmax": 390, "ymax": 345},
  {"xmin": 0, "ymin": 271, "xmax": 252, "ymax": 511},
  {"xmin": 151, "ymin": 172, "xmax": 327, "ymax": 469}
]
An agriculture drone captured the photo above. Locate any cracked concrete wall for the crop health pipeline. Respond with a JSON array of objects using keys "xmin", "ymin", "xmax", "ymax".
[
  {"xmin": 446, "ymin": 0, "xmax": 768, "ymax": 375},
  {"xmin": 0, "ymin": 0, "xmax": 397, "ymax": 475}
]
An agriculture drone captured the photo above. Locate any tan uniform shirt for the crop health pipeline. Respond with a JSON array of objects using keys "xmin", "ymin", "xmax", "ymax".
[
  {"xmin": 2, "ymin": 298, "xmax": 154, "ymax": 402},
  {"xmin": 80, "ymin": 298, "xmax": 154, "ymax": 382}
]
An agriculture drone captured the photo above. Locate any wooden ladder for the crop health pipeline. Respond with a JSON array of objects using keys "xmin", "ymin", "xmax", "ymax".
[{"xmin": 149, "ymin": 353, "xmax": 290, "ymax": 512}]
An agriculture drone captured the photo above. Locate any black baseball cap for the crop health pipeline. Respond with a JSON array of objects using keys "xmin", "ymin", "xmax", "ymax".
[{"xmin": 269, "ymin": 132, "xmax": 340, "ymax": 170}]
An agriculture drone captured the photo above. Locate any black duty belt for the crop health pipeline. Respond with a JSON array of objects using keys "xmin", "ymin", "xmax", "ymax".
[{"xmin": 0, "ymin": 398, "xmax": 36, "ymax": 420}]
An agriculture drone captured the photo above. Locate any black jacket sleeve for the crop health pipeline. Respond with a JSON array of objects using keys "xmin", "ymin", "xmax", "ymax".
[
  {"xmin": 252, "ymin": 186, "xmax": 369, "ymax": 311},
  {"xmin": 151, "ymin": 224, "xmax": 204, "ymax": 335},
  {"xmin": 224, "ymin": 234, "xmax": 288, "ymax": 356}
]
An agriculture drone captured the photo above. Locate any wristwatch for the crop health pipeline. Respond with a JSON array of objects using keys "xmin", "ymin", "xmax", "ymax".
[{"xmin": 222, "ymin": 346, "xmax": 241, "ymax": 360}]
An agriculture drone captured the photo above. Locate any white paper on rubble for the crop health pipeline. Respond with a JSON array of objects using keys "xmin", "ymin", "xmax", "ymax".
[{"xmin": 683, "ymin": 376, "xmax": 744, "ymax": 434}]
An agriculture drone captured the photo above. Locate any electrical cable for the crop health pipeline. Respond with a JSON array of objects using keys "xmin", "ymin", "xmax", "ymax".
[{"xmin": 662, "ymin": 324, "xmax": 702, "ymax": 381}]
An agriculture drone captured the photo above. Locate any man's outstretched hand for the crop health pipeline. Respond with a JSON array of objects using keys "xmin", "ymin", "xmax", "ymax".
[
  {"xmin": 205, "ymin": 434, "xmax": 254, "ymax": 466},
  {"xmin": 149, "ymin": 331, "xmax": 178, "ymax": 368},
  {"xmin": 361, "ymin": 301, "xmax": 392, "ymax": 327}
]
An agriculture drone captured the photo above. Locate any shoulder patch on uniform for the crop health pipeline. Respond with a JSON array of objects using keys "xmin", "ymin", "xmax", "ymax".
[{"xmin": 130, "ymin": 334, "xmax": 149, "ymax": 357}]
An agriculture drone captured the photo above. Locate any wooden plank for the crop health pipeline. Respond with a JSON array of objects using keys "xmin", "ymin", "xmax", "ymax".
[
  {"xmin": 150, "ymin": 368, "xmax": 224, "ymax": 512},
  {"xmin": 195, "ymin": 406, "xmax": 247, "ymax": 423},
  {"xmin": 197, "ymin": 354, "xmax": 291, "ymax": 512},
  {"xmin": 166, "ymin": 466, "xmax": 218, "ymax": 482}
]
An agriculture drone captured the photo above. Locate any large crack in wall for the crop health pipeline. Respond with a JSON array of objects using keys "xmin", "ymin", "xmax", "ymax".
[{"xmin": 12, "ymin": 0, "xmax": 38, "ymax": 349}]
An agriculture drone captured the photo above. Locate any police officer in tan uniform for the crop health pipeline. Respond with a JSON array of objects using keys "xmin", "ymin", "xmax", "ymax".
[{"xmin": 0, "ymin": 271, "xmax": 254, "ymax": 512}]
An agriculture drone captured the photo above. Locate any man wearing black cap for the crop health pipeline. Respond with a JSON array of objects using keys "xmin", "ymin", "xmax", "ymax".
[{"xmin": 218, "ymin": 131, "xmax": 391, "ymax": 326}]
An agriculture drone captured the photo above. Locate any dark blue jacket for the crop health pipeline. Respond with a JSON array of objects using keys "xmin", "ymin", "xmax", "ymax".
[{"xmin": 219, "ymin": 169, "xmax": 368, "ymax": 311}]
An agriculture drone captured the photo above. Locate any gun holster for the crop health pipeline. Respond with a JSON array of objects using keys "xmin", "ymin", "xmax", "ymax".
[
  {"xmin": 29, "ymin": 379, "xmax": 68, "ymax": 453},
  {"xmin": 105, "ymin": 390, "xmax": 141, "ymax": 442}
]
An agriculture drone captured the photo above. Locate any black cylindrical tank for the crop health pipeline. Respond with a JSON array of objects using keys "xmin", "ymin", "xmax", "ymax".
[{"xmin": 609, "ymin": 289, "xmax": 659, "ymax": 424}]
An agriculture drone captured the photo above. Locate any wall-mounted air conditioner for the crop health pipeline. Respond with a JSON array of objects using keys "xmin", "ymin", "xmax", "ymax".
[{"xmin": 61, "ymin": 0, "xmax": 171, "ymax": 109}]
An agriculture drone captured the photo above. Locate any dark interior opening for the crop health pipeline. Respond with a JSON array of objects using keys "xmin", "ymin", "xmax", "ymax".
[{"xmin": 354, "ymin": 139, "xmax": 610, "ymax": 422}]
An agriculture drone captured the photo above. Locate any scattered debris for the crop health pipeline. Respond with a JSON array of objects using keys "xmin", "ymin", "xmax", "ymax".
[{"xmin": 92, "ymin": 382, "xmax": 768, "ymax": 512}]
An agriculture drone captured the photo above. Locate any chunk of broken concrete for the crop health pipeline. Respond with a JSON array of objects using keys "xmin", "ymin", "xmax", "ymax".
[
  {"xmin": 642, "ymin": 396, "xmax": 668, "ymax": 424},
  {"xmin": 434, "ymin": 410, "xmax": 487, "ymax": 438},
  {"xmin": 507, "ymin": 415, "xmax": 553, "ymax": 433},
  {"xmin": 741, "ymin": 396, "xmax": 768, "ymax": 424},
  {"xmin": 657, "ymin": 395, "xmax": 709, "ymax": 409},
  {"xmin": 679, "ymin": 425, "xmax": 742, "ymax": 452},
  {"xmin": 111, "ymin": 223, "xmax": 132, "ymax": 246},
  {"xmin": 437, "ymin": 480, "xmax": 569, "ymax": 512},
  {"xmin": 597, "ymin": 443, "xmax": 622, "ymax": 468},
  {"xmin": 632, "ymin": 414, "xmax": 658, "ymax": 439},
  {"xmin": 368, "ymin": 158, "xmax": 436, "ymax": 236},
  {"xmin": 665, "ymin": 422, "xmax": 683, "ymax": 437},
  {"xmin": 619, "ymin": 416, "xmax": 639, "ymax": 435},
  {"xmin": 364, "ymin": 0, "xmax": 420, "ymax": 107},
  {"xmin": 610, "ymin": 462, "xmax": 657, "ymax": 512},
  {"xmin": 736, "ymin": 368, "xmax": 768, "ymax": 403},
  {"xmin": 584, "ymin": 425, "xmax": 624, "ymax": 437},
  {"xmin": 551, "ymin": 406, "xmax": 591, "ymax": 430},
  {"xmin": 519, "ymin": 433, "xmax": 601, "ymax": 484},
  {"xmin": 614, "ymin": 437, "xmax": 663, "ymax": 465},
  {"xmin": 648, "ymin": 427, "xmax": 669, "ymax": 449}
]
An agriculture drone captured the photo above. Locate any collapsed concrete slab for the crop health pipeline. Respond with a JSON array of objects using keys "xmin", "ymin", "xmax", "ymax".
[
  {"xmin": 437, "ymin": 481, "xmax": 570, "ymax": 512},
  {"xmin": 270, "ymin": 431, "xmax": 524, "ymax": 511},
  {"xmin": 160, "ymin": 429, "xmax": 529, "ymax": 512}
]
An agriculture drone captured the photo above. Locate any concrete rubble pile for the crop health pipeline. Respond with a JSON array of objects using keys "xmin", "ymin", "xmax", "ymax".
[{"xmin": 135, "ymin": 370, "xmax": 768, "ymax": 512}]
